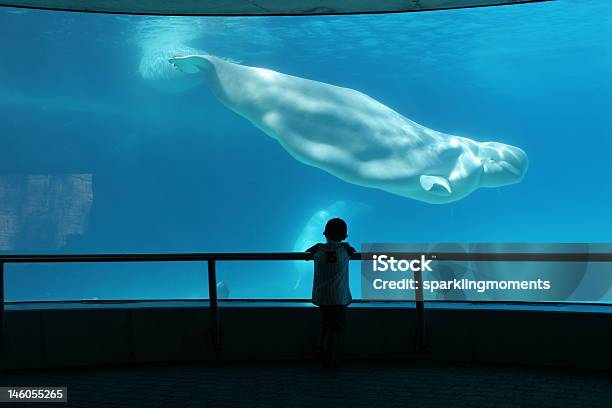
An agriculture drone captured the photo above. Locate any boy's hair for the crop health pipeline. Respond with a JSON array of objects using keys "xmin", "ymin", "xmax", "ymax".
[{"xmin": 323, "ymin": 218, "xmax": 348, "ymax": 241}]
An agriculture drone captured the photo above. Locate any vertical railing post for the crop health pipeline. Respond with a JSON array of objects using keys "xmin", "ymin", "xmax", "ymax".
[
  {"xmin": 207, "ymin": 259, "xmax": 220, "ymax": 352},
  {"xmin": 414, "ymin": 267, "xmax": 426, "ymax": 352},
  {"xmin": 0, "ymin": 262, "xmax": 5, "ymax": 355}
]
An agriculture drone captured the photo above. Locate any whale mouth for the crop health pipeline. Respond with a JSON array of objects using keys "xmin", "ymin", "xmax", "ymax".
[
  {"xmin": 481, "ymin": 157, "xmax": 524, "ymax": 180},
  {"xmin": 481, "ymin": 157, "xmax": 521, "ymax": 175},
  {"xmin": 499, "ymin": 160, "xmax": 522, "ymax": 177}
]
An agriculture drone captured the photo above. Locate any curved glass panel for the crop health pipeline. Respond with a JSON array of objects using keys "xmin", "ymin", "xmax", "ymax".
[{"xmin": 1, "ymin": 0, "xmax": 611, "ymax": 301}]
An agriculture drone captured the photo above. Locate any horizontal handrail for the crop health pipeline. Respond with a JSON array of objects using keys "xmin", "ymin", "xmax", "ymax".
[
  {"xmin": 1, "ymin": 251, "xmax": 612, "ymax": 263},
  {"xmin": 0, "ymin": 252, "xmax": 310, "ymax": 263},
  {"xmin": 1, "ymin": 250, "xmax": 612, "ymax": 355}
]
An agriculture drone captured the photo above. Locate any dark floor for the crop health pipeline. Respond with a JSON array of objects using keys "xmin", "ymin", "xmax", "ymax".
[{"xmin": 0, "ymin": 360, "xmax": 610, "ymax": 408}]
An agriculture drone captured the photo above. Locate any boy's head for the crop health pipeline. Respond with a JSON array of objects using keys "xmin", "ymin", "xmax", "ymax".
[{"xmin": 323, "ymin": 218, "xmax": 348, "ymax": 241}]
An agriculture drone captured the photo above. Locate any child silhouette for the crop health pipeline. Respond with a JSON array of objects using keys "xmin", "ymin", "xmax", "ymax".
[{"xmin": 306, "ymin": 218, "xmax": 356, "ymax": 369}]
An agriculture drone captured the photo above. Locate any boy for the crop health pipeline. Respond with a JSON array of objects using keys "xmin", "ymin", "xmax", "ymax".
[{"xmin": 306, "ymin": 217, "xmax": 356, "ymax": 369}]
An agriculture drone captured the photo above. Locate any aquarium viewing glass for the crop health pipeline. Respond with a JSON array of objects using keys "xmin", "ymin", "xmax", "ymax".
[{"xmin": 0, "ymin": 0, "xmax": 611, "ymax": 302}]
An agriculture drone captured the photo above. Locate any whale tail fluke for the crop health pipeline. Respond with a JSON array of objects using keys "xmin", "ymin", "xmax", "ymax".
[{"xmin": 168, "ymin": 55, "xmax": 207, "ymax": 74}]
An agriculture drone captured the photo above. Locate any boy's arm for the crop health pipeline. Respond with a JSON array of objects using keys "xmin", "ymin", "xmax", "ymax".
[
  {"xmin": 342, "ymin": 243, "xmax": 357, "ymax": 256},
  {"xmin": 305, "ymin": 243, "xmax": 321, "ymax": 253},
  {"xmin": 305, "ymin": 243, "xmax": 321, "ymax": 261}
]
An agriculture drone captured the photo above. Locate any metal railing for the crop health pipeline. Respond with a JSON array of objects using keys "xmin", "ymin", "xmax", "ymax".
[{"xmin": 1, "ymin": 251, "xmax": 611, "ymax": 354}]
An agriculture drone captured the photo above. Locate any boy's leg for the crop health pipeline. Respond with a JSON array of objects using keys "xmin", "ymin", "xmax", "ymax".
[
  {"xmin": 318, "ymin": 324, "xmax": 328, "ymax": 354},
  {"xmin": 318, "ymin": 311, "xmax": 326, "ymax": 351},
  {"xmin": 319, "ymin": 306, "xmax": 330, "ymax": 356},
  {"xmin": 323, "ymin": 306, "xmax": 347, "ymax": 368},
  {"xmin": 325, "ymin": 330, "xmax": 338, "ymax": 366},
  {"xmin": 318, "ymin": 329, "xmax": 325, "ymax": 352}
]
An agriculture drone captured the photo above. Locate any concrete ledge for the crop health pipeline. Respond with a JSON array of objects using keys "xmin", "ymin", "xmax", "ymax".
[{"xmin": 1, "ymin": 301, "xmax": 611, "ymax": 371}]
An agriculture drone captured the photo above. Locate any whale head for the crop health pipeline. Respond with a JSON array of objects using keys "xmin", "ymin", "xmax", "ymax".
[{"xmin": 478, "ymin": 142, "xmax": 528, "ymax": 187}]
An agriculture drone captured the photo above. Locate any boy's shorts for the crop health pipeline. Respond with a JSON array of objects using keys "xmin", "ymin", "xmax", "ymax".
[{"xmin": 320, "ymin": 305, "xmax": 348, "ymax": 332}]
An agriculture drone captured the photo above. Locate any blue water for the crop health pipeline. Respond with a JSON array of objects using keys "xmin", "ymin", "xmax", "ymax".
[{"xmin": 0, "ymin": 0, "xmax": 611, "ymax": 302}]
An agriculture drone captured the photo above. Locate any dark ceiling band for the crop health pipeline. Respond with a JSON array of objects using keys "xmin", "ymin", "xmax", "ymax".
[{"xmin": 0, "ymin": 0, "xmax": 552, "ymax": 16}]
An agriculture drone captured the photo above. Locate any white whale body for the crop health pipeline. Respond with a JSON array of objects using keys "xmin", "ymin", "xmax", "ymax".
[{"xmin": 169, "ymin": 55, "xmax": 528, "ymax": 204}]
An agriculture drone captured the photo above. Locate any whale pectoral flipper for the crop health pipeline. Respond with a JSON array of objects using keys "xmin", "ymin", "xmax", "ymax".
[{"xmin": 420, "ymin": 175, "xmax": 452, "ymax": 196}]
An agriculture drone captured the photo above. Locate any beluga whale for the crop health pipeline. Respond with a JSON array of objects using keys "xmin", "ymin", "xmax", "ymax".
[{"xmin": 169, "ymin": 55, "xmax": 528, "ymax": 204}]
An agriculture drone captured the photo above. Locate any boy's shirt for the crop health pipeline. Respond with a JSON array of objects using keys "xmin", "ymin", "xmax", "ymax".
[{"xmin": 307, "ymin": 240, "xmax": 356, "ymax": 306}]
